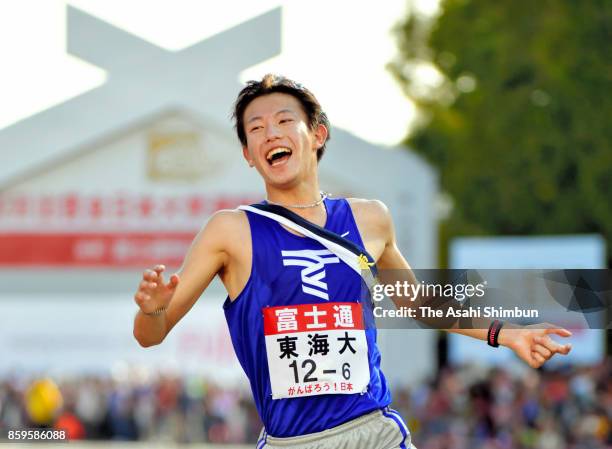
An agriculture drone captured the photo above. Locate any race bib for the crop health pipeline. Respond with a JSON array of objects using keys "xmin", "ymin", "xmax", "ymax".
[{"xmin": 263, "ymin": 302, "xmax": 370, "ymax": 400}]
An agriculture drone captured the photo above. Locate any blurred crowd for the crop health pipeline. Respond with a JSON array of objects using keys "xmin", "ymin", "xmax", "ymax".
[
  {"xmin": 0, "ymin": 360, "xmax": 610, "ymax": 448},
  {"xmin": 393, "ymin": 360, "xmax": 611, "ymax": 449}
]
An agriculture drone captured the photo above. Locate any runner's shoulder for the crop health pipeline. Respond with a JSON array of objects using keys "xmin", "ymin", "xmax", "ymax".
[
  {"xmin": 203, "ymin": 208, "xmax": 250, "ymax": 240},
  {"xmin": 345, "ymin": 198, "xmax": 392, "ymax": 225}
]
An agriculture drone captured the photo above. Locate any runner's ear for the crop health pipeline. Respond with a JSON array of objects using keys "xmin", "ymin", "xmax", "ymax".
[
  {"xmin": 242, "ymin": 146, "xmax": 254, "ymax": 167},
  {"xmin": 314, "ymin": 124, "xmax": 328, "ymax": 149}
]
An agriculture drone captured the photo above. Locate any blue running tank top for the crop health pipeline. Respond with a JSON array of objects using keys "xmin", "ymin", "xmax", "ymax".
[{"xmin": 223, "ymin": 197, "xmax": 391, "ymax": 437}]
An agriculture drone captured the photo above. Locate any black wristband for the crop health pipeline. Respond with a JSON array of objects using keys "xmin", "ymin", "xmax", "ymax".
[
  {"xmin": 143, "ymin": 307, "xmax": 167, "ymax": 316},
  {"xmin": 487, "ymin": 320, "xmax": 504, "ymax": 347}
]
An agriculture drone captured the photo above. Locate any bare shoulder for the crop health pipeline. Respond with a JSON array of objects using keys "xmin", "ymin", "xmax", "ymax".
[
  {"xmin": 346, "ymin": 197, "xmax": 392, "ymax": 229},
  {"xmin": 345, "ymin": 198, "xmax": 394, "ymax": 258},
  {"xmin": 206, "ymin": 208, "xmax": 249, "ymax": 230},
  {"xmin": 197, "ymin": 208, "xmax": 250, "ymax": 249}
]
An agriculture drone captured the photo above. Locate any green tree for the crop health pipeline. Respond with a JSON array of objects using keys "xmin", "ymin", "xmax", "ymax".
[{"xmin": 390, "ymin": 0, "xmax": 612, "ymax": 266}]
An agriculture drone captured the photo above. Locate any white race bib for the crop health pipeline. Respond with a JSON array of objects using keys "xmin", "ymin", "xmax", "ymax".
[{"xmin": 263, "ymin": 302, "xmax": 370, "ymax": 400}]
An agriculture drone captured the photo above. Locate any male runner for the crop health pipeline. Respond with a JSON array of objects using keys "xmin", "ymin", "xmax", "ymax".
[{"xmin": 133, "ymin": 74, "xmax": 572, "ymax": 449}]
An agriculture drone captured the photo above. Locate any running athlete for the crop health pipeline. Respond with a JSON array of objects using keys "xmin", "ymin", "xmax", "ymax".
[{"xmin": 133, "ymin": 74, "xmax": 572, "ymax": 449}]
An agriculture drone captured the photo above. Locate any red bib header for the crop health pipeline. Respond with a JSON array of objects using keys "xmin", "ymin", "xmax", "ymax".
[{"xmin": 262, "ymin": 302, "xmax": 364, "ymax": 336}]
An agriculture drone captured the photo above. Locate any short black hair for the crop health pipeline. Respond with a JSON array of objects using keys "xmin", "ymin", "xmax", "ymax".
[{"xmin": 232, "ymin": 74, "xmax": 331, "ymax": 161}]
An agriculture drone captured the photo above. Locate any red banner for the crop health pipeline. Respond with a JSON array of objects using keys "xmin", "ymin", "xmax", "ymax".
[{"xmin": 0, "ymin": 233, "xmax": 196, "ymax": 267}]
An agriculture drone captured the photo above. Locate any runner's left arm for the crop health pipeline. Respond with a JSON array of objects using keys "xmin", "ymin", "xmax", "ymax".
[{"xmin": 374, "ymin": 201, "xmax": 572, "ymax": 369}]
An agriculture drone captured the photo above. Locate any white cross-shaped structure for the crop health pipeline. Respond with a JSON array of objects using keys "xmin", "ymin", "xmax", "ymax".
[{"xmin": 0, "ymin": 5, "xmax": 281, "ymax": 190}]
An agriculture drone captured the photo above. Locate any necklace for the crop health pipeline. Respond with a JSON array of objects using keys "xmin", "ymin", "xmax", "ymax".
[{"xmin": 266, "ymin": 192, "xmax": 329, "ymax": 209}]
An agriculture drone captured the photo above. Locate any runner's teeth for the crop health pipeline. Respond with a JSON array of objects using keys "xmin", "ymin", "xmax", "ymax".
[{"xmin": 267, "ymin": 148, "xmax": 292, "ymax": 162}]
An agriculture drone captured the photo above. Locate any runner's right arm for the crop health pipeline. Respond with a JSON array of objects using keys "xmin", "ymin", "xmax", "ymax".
[{"xmin": 132, "ymin": 210, "xmax": 237, "ymax": 347}]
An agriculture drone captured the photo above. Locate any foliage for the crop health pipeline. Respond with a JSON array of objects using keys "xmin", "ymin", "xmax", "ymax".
[{"xmin": 390, "ymin": 0, "xmax": 612, "ymax": 265}]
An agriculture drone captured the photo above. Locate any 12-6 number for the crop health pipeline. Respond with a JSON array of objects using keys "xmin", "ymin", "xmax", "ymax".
[{"xmin": 289, "ymin": 360, "xmax": 351, "ymax": 383}]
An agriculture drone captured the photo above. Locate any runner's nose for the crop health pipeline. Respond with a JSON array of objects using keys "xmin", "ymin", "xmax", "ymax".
[{"xmin": 265, "ymin": 123, "xmax": 282, "ymax": 141}]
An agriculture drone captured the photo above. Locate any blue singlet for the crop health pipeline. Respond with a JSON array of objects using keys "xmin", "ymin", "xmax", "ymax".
[{"xmin": 223, "ymin": 197, "xmax": 391, "ymax": 437}]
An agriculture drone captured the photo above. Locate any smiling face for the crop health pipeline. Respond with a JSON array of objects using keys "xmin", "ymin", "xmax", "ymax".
[{"xmin": 242, "ymin": 93, "xmax": 327, "ymax": 188}]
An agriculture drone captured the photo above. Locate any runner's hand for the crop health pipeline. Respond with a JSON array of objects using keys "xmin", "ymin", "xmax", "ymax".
[
  {"xmin": 134, "ymin": 264, "xmax": 179, "ymax": 315},
  {"xmin": 500, "ymin": 323, "xmax": 572, "ymax": 369}
]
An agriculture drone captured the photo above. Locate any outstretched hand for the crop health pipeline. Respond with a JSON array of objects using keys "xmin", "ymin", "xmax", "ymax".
[
  {"xmin": 134, "ymin": 264, "xmax": 180, "ymax": 315},
  {"xmin": 500, "ymin": 323, "xmax": 572, "ymax": 369}
]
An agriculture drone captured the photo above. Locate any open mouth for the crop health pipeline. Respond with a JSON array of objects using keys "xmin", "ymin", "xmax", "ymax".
[{"xmin": 266, "ymin": 147, "xmax": 292, "ymax": 166}]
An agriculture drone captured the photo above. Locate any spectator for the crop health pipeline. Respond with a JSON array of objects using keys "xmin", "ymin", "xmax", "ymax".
[{"xmin": 0, "ymin": 359, "xmax": 609, "ymax": 447}]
